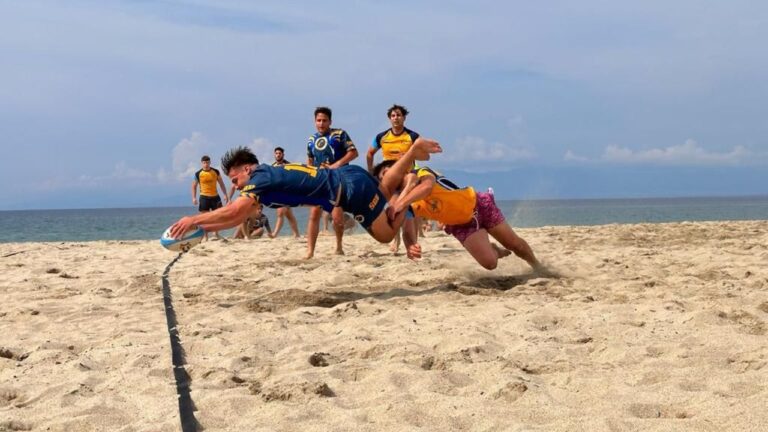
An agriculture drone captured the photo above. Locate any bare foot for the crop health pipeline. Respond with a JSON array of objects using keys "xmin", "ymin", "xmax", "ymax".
[
  {"xmin": 491, "ymin": 243, "xmax": 512, "ymax": 259},
  {"xmin": 303, "ymin": 253, "xmax": 314, "ymax": 260},
  {"xmin": 411, "ymin": 138, "xmax": 443, "ymax": 160},
  {"xmin": 389, "ymin": 242, "xmax": 399, "ymax": 253},
  {"xmin": 335, "ymin": 248, "xmax": 345, "ymax": 255}
]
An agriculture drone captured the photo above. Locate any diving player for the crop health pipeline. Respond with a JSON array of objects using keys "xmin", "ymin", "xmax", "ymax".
[
  {"xmin": 374, "ymin": 161, "xmax": 544, "ymax": 272},
  {"xmin": 168, "ymin": 138, "xmax": 443, "ymax": 244}
]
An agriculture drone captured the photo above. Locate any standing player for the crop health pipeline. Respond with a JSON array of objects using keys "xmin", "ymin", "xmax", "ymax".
[
  {"xmin": 305, "ymin": 106, "xmax": 358, "ymax": 259},
  {"xmin": 192, "ymin": 155, "xmax": 229, "ymax": 240},
  {"xmin": 269, "ymin": 146, "xmax": 301, "ymax": 239},
  {"xmin": 366, "ymin": 104, "xmax": 421, "ymax": 254}
]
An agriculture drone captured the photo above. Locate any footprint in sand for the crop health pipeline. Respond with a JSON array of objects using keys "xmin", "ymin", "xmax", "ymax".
[
  {"xmin": 0, "ymin": 388, "xmax": 27, "ymax": 408},
  {"xmin": 492, "ymin": 381, "xmax": 528, "ymax": 402},
  {"xmin": 0, "ymin": 420, "xmax": 32, "ymax": 431},
  {"xmin": 627, "ymin": 403, "xmax": 692, "ymax": 419}
]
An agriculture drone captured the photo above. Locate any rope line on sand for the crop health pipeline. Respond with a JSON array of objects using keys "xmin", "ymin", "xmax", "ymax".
[{"xmin": 162, "ymin": 253, "xmax": 200, "ymax": 432}]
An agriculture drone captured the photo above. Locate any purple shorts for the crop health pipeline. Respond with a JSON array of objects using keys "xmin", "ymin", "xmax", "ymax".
[{"xmin": 444, "ymin": 192, "xmax": 506, "ymax": 243}]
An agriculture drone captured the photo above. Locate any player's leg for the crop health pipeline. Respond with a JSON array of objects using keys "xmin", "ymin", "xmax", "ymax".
[
  {"xmin": 271, "ymin": 207, "xmax": 286, "ymax": 238},
  {"xmin": 286, "ymin": 208, "xmax": 300, "ymax": 238},
  {"xmin": 378, "ymin": 138, "xmax": 442, "ymax": 198},
  {"xmin": 487, "ymin": 222, "xmax": 541, "ymax": 270},
  {"xmin": 461, "ymin": 229, "xmax": 506, "ymax": 270},
  {"xmin": 305, "ymin": 206, "xmax": 323, "ymax": 259},
  {"xmin": 331, "ymin": 206, "xmax": 345, "ymax": 255}
]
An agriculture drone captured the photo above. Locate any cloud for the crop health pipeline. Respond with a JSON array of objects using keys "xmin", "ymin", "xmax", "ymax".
[
  {"xmin": 172, "ymin": 132, "xmax": 210, "ymax": 181},
  {"xmin": 246, "ymin": 137, "xmax": 277, "ymax": 163},
  {"xmin": 442, "ymin": 136, "xmax": 535, "ymax": 165},
  {"xmin": 602, "ymin": 140, "xmax": 749, "ymax": 165},
  {"xmin": 563, "ymin": 150, "xmax": 589, "ymax": 162},
  {"xmin": 563, "ymin": 140, "xmax": 753, "ymax": 166}
]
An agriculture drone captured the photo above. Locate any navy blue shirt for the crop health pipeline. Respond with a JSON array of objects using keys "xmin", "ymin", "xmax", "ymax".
[
  {"xmin": 239, "ymin": 164, "xmax": 341, "ymax": 212},
  {"xmin": 307, "ymin": 128, "xmax": 355, "ymax": 167}
]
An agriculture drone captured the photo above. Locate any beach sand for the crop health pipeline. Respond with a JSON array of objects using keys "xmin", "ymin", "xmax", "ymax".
[{"xmin": 1, "ymin": 221, "xmax": 767, "ymax": 431}]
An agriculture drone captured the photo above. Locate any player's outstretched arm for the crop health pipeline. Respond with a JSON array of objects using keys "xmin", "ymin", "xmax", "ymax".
[{"xmin": 170, "ymin": 196, "xmax": 255, "ymax": 238}]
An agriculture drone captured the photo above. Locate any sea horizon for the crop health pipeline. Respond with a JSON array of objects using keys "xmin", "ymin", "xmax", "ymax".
[
  {"xmin": 1, "ymin": 194, "xmax": 767, "ymax": 244},
  {"xmin": 2, "ymin": 193, "xmax": 768, "ymax": 213}
]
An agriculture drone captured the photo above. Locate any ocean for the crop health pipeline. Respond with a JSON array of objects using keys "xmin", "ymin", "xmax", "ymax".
[{"xmin": 1, "ymin": 196, "xmax": 767, "ymax": 243}]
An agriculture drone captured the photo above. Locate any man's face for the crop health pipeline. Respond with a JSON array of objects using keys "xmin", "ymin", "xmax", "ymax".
[
  {"xmin": 201, "ymin": 160, "xmax": 211, "ymax": 170},
  {"xmin": 274, "ymin": 150, "xmax": 284, "ymax": 162},
  {"xmin": 389, "ymin": 109, "xmax": 405, "ymax": 129},
  {"xmin": 227, "ymin": 165, "xmax": 250, "ymax": 190},
  {"xmin": 315, "ymin": 113, "xmax": 331, "ymax": 134},
  {"xmin": 377, "ymin": 166, "xmax": 390, "ymax": 181}
]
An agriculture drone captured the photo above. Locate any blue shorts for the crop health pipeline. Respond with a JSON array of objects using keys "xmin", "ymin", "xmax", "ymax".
[{"xmin": 336, "ymin": 165, "xmax": 387, "ymax": 230}]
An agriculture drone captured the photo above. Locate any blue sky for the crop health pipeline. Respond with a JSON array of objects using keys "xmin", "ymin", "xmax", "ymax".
[{"xmin": 1, "ymin": 0, "xmax": 767, "ymax": 209}]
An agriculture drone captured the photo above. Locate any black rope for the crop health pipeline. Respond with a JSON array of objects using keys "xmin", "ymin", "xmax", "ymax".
[{"xmin": 162, "ymin": 253, "xmax": 200, "ymax": 432}]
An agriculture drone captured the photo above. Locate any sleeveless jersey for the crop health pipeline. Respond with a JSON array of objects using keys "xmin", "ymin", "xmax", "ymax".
[{"xmin": 410, "ymin": 167, "xmax": 477, "ymax": 225}]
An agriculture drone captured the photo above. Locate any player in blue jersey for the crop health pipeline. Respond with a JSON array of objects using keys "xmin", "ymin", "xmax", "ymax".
[
  {"xmin": 168, "ymin": 137, "xmax": 442, "ymax": 244},
  {"xmin": 305, "ymin": 106, "xmax": 358, "ymax": 258}
]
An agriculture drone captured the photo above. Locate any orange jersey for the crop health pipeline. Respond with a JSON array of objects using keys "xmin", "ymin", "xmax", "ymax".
[{"xmin": 410, "ymin": 167, "xmax": 476, "ymax": 225}]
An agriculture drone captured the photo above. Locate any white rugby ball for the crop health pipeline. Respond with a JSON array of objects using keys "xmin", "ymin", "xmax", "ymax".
[{"xmin": 160, "ymin": 226, "xmax": 205, "ymax": 252}]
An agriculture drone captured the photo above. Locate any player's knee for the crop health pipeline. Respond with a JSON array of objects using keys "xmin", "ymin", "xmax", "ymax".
[{"xmin": 478, "ymin": 257, "xmax": 498, "ymax": 270}]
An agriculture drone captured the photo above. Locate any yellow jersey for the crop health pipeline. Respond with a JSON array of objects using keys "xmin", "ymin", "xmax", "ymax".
[
  {"xmin": 372, "ymin": 127, "xmax": 420, "ymax": 161},
  {"xmin": 410, "ymin": 167, "xmax": 476, "ymax": 225},
  {"xmin": 195, "ymin": 168, "xmax": 221, "ymax": 197}
]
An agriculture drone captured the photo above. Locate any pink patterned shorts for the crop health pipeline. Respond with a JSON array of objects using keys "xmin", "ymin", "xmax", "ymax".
[{"xmin": 443, "ymin": 192, "xmax": 506, "ymax": 243}]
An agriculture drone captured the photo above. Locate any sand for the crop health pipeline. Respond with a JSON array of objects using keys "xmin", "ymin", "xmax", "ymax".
[{"xmin": 1, "ymin": 221, "xmax": 767, "ymax": 431}]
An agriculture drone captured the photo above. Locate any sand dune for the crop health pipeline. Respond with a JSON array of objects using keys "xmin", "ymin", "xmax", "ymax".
[{"xmin": 1, "ymin": 221, "xmax": 767, "ymax": 431}]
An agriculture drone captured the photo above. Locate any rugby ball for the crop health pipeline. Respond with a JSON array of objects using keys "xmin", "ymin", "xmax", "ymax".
[{"xmin": 160, "ymin": 226, "xmax": 205, "ymax": 252}]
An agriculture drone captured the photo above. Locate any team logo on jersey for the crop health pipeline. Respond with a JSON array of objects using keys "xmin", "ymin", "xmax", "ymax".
[
  {"xmin": 368, "ymin": 194, "xmax": 380, "ymax": 210},
  {"xmin": 314, "ymin": 136, "xmax": 329, "ymax": 151},
  {"xmin": 427, "ymin": 198, "xmax": 442, "ymax": 213}
]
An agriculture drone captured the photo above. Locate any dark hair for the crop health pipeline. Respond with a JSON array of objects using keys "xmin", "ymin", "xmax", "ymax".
[
  {"xmin": 201, "ymin": 155, "xmax": 211, "ymax": 162},
  {"xmin": 372, "ymin": 159, "xmax": 397, "ymax": 179},
  {"xmin": 274, "ymin": 147, "xmax": 285, "ymax": 153},
  {"xmin": 314, "ymin": 106, "xmax": 332, "ymax": 120},
  {"xmin": 221, "ymin": 146, "xmax": 259, "ymax": 175},
  {"xmin": 387, "ymin": 104, "xmax": 409, "ymax": 118}
]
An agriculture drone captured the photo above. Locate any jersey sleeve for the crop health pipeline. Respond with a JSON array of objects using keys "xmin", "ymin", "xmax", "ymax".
[
  {"xmin": 407, "ymin": 129, "xmax": 420, "ymax": 142},
  {"xmin": 194, "ymin": 169, "xmax": 201, "ymax": 182},
  {"xmin": 239, "ymin": 169, "xmax": 269, "ymax": 200},
  {"xmin": 306, "ymin": 136, "xmax": 314, "ymax": 158},
  {"xmin": 371, "ymin": 131, "xmax": 385, "ymax": 150},
  {"xmin": 340, "ymin": 130, "xmax": 356, "ymax": 151}
]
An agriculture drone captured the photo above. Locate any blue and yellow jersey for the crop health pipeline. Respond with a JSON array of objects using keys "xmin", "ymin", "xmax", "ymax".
[
  {"xmin": 271, "ymin": 159, "xmax": 290, "ymax": 167},
  {"xmin": 194, "ymin": 168, "xmax": 221, "ymax": 197},
  {"xmin": 239, "ymin": 163, "xmax": 341, "ymax": 212},
  {"xmin": 307, "ymin": 128, "xmax": 355, "ymax": 167},
  {"xmin": 372, "ymin": 127, "xmax": 420, "ymax": 161},
  {"xmin": 410, "ymin": 167, "xmax": 477, "ymax": 225}
]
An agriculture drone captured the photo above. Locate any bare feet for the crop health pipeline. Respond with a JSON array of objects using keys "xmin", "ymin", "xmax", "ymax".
[
  {"xmin": 411, "ymin": 138, "xmax": 443, "ymax": 160},
  {"xmin": 491, "ymin": 243, "xmax": 512, "ymax": 259},
  {"xmin": 335, "ymin": 248, "xmax": 345, "ymax": 256}
]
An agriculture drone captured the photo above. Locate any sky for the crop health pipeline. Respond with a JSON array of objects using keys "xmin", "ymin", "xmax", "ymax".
[{"xmin": 1, "ymin": 0, "xmax": 767, "ymax": 210}]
